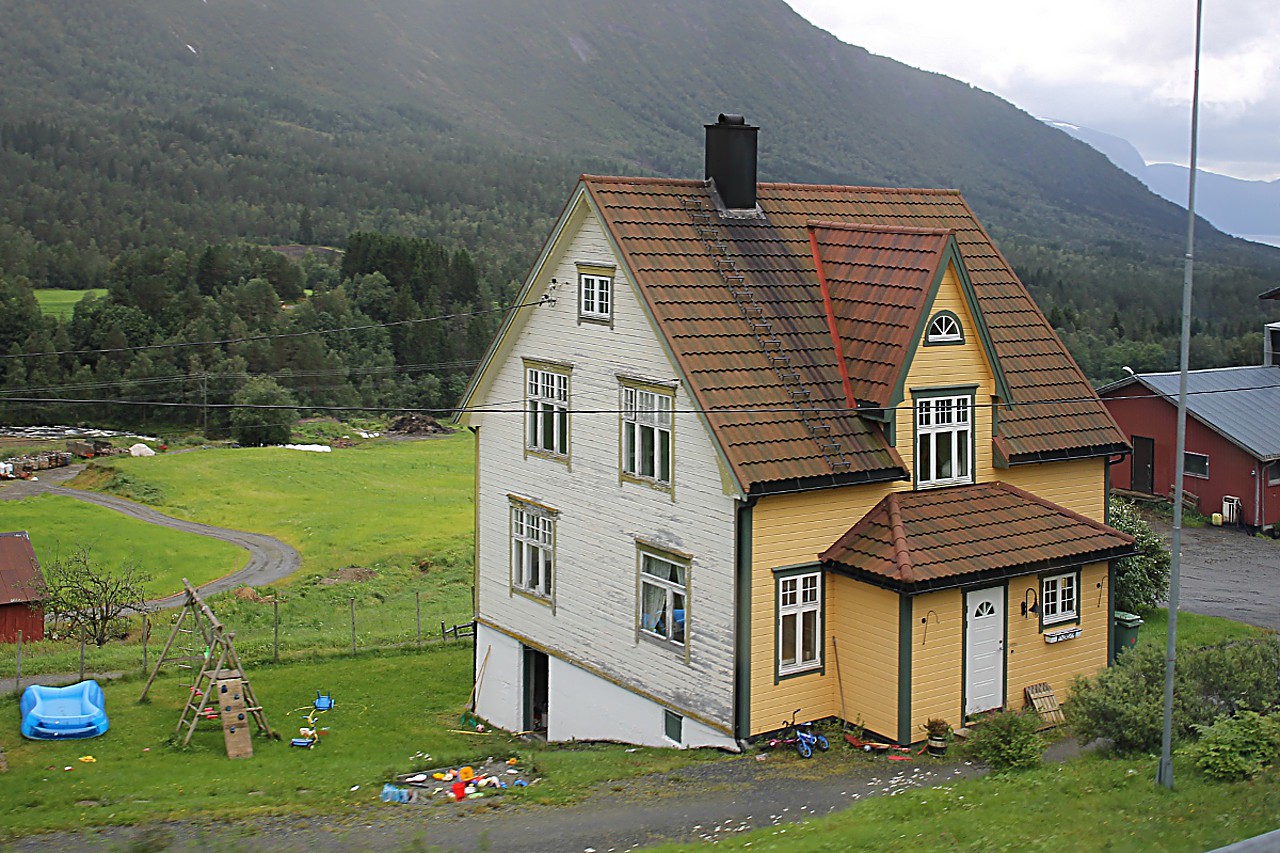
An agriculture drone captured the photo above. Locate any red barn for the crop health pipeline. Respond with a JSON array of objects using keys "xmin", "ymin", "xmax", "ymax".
[
  {"xmin": 1100, "ymin": 365, "xmax": 1280, "ymax": 533},
  {"xmin": 0, "ymin": 531, "xmax": 45, "ymax": 642}
]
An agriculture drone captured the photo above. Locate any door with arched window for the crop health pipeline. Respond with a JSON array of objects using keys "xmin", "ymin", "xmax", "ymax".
[{"xmin": 964, "ymin": 587, "xmax": 1005, "ymax": 715}]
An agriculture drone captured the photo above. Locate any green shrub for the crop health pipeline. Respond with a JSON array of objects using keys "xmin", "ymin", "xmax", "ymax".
[
  {"xmin": 967, "ymin": 709, "xmax": 1043, "ymax": 770},
  {"xmin": 1109, "ymin": 498, "xmax": 1171, "ymax": 614},
  {"xmin": 1069, "ymin": 637, "xmax": 1280, "ymax": 753},
  {"xmin": 1189, "ymin": 711, "xmax": 1280, "ymax": 781}
]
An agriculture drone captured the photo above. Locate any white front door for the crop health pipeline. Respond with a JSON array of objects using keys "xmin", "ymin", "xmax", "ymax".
[{"xmin": 965, "ymin": 586, "xmax": 1005, "ymax": 715}]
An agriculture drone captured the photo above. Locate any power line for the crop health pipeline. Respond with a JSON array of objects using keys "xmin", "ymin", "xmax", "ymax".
[{"xmin": 1, "ymin": 298, "xmax": 550, "ymax": 361}]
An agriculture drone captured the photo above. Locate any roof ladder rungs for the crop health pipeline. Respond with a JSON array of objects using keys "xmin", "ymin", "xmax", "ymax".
[{"xmin": 789, "ymin": 389, "xmax": 811, "ymax": 398}]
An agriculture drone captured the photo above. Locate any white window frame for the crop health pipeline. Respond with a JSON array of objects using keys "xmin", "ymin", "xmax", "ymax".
[
  {"xmin": 622, "ymin": 384, "xmax": 673, "ymax": 486},
  {"xmin": 925, "ymin": 311, "xmax": 963, "ymax": 344},
  {"xmin": 915, "ymin": 394, "xmax": 973, "ymax": 487},
  {"xmin": 638, "ymin": 550, "xmax": 687, "ymax": 646},
  {"xmin": 1041, "ymin": 571, "xmax": 1078, "ymax": 626},
  {"xmin": 511, "ymin": 501, "xmax": 554, "ymax": 599},
  {"xmin": 778, "ymin": 571, "xmax": 822, "ymax": 676},
  {"xmin": 580, "ymin": 272, "xmax": 612, "ymax": 320},
  {"xmin": 525, "ymin": 366, "xmax": 568, "ymax": 458},
  {"xmin": 1184, "ymin": 451, "xmax": 1209, "ymax": 479}
]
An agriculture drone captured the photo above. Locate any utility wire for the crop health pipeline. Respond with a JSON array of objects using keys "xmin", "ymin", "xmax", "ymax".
[{"xmin": 1, "ymin": 298, "xmax": 549, "ymax": 361}]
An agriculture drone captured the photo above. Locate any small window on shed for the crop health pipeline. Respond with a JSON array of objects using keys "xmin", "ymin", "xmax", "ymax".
[
  {"xmin": 1269, "ymin": 461, "xmax": 1280, "ymax": 486},
  {"xmin": 925, "ymin": 311, "xmax": 963, "ymax": 345},
  {"xmin": 664, "ymin": 709, "xmax": 683, "ymax": 744}
]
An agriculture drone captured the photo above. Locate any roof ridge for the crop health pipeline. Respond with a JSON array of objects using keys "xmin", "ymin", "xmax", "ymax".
[
  {"xmin": 763, "ymin": 182, "xmax": 964, "ymax": 196},
  {"xmin": 886, "ymin": 493, "xmax": 916, "ymax": 583},
  {"xmin": 580, "ymin": 175, "xmax": 706, "ymax": 187}
]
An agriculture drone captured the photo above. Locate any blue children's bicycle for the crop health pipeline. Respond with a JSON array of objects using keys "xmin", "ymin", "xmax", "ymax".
[{"xmin": 767, "ymin": 709, "xmax": 830, "ymax": 758}]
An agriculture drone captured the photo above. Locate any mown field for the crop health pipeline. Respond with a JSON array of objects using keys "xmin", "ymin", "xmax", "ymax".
[{"xmin": 32, "ymin": 288, "xmax": 107, "ymax": 319}]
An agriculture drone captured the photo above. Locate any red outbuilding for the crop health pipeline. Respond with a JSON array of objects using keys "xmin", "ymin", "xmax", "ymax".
[
  {"xmin": 1100, "ymin": 361, "xmax": 1280, "ymax": 534},
  {"xmin": 0, "ymin": 531, "xmax": 45, "ymax": 642}
]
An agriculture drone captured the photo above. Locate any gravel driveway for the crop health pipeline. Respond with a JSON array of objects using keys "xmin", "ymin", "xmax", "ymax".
[{"xmin": 1150, "ymin": 519, "xmax": 1280, "ymax": 631}]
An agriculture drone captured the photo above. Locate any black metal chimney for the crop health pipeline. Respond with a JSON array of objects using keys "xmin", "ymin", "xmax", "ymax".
[{"xmin": 705, "ymin": 114, "xmax": 758, "ymax": 210}]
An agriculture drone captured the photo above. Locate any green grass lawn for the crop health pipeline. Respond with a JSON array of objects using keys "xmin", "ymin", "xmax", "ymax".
[
  {"xmin": 1137, "ymin": 608, "xmax": 1272, "ymax": 649},
  {"xmin": 79, "ymin": 434, "xmax": 475, "ymax": 577},
  {"xmin": 0, "ymin": 494, "xmax": 246, "ymax": 599},
  {"xmin": 0, "ymin": 647, "xmax": 718, "ymax": 837},
  {"xmin": 32, "ymin": 288, "xmax": 107, "ymax": 319}
]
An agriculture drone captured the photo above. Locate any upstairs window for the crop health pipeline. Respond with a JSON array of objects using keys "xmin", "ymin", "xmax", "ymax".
[
  {"xmin": 525, "ymin": 365, "xmax": 569, "ymax": 458},
  {"xmin": 579, "ymin": 271, "xmax": 612, "ymax": 321},
  {"xmin": 622, "ymin": 384, "xmax": 673, "ymax": 486},
  {"xmin": 511, "ymin": 500, "xmax": 555, "ymax": 599},
  {"xmin": 925, "ymin": 311, "xmax": 963, "ymax": 345},
  {"xmin": 915, "ymin": 393, "xmax": 973, "ymax": 487}
]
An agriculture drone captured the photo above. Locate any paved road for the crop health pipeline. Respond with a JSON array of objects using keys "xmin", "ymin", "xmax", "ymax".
[
  {"xmin": 0, "ymin": 464, "xmax": 301, "ymax": 609},
  {"xmin": 1151, "ymin": 519, "xmax": 1280, "ymax": 631}
]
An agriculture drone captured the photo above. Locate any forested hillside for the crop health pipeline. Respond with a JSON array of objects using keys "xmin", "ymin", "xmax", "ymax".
[{"xmin": 2, "ymin": 0, "xmax": 1279, "ymax": 433}]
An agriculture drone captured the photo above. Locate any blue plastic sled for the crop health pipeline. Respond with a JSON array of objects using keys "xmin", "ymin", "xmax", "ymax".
[{"xmin": 20, "ymin": 680, "xmax": 110, "ymax": 740}]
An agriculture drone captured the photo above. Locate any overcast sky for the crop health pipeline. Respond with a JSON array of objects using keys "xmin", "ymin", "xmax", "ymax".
[{"xmin": 785, "ymin": 0, "xmax": 1280, "ymax": 182}]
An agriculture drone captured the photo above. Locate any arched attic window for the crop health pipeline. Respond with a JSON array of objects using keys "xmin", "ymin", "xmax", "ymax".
[{"xmin": 925, "ymin": 311, "xmax": 963, "ymax": 346}]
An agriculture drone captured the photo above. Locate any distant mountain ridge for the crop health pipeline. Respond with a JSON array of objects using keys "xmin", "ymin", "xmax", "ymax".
[{"xmin": 1043, "ymin": 120, "xmax": 1280, "ymax": 247}]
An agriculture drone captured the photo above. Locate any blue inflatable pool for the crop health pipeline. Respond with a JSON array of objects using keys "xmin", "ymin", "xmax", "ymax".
[{"xmin": 20, "ymin": 680, "xmax": 109, "ymax": 740}]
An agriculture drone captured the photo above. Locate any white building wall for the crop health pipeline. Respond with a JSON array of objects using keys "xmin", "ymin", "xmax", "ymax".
[
  {"xmin": 548, "ymin": 655, "xmax": 739, "ymax": 749},
  {"xmin": 473, "ymin": 623, "xmax": 523, "ymax": 733},
  {"xmin": 470, "ymin": 201, "xmax": 740, "ymax": 740}
]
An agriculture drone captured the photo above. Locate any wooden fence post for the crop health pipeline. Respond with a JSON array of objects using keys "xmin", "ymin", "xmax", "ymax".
[
  {"xmin": 79, "ymin": 625, "xmax": 86, "ymax": 682},
  {"xmin": 416, "ymin": 591, "xmax": 422, "ymax": 650},
  {"xmin": 15, "ymin": 629, "xmax": 21, "ymax": 694},
  {"xmin": 349, "ymin": 598, "xmax": 356, "ymax": 656},
  {"xmin": 273, "ymin": 599, "xmax": 280, "ymax": 663}
]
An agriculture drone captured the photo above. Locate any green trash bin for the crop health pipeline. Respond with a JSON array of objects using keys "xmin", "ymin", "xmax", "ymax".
[{"xmin": 1113, "ymin": 611, "xmax": 1143, "ymax": 657}]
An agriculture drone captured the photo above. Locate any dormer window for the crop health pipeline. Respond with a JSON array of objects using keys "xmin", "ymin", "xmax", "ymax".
[{"xmin": 925, "ymin": 311, "xmax": 963, "ymax": 345}]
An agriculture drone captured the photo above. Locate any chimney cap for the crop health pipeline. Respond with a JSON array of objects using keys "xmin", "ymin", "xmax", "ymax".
[{"xmin": 717, "ymin": 113, "xmax": 747, "ymax": 126}]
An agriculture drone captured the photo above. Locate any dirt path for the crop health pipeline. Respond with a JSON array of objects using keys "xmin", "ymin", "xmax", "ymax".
[
  {"xmin": 0, "ymin": 465, "xmax": 301, "ymax": 609},
  {"xmin": 7, "ymin": 753, "xmax": 985, "ymax": 852}
]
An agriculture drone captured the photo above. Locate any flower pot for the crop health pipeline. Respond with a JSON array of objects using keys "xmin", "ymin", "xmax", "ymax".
[{"xmin": 927, "ymin": 736, "xmax": 948, "ymax": 756}]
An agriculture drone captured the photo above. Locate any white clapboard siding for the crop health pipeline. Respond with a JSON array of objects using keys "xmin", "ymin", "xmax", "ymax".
[{"xmin": 473, "ymin": 207, "xmax": 739, "ymax": 728}]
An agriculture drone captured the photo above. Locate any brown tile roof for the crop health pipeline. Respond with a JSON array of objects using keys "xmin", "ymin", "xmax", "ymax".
[
  {"xmin": 809, "ymin": 221, "xmax": 952, "ymax": 409},
  {"xmin": 0, "ymin": 531, "xmax": 43, "ymax": 605},
  {"xmin": 583, "ymin": 177, "xmax": 1127, "ymax": 491},
  {"xmin": 819, "ymin": 482, "xmax": 1134, "ymax": 589}
]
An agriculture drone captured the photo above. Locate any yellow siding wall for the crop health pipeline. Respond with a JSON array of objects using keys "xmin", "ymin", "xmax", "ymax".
[
  {"xmin": 745, "ymin": 263, "xmax": 1114, "ymax": 738},
  {"xmin": 830, "ymin": 577, "xmax": 899, "ymax": 739},
  {"xmin": 908, "ymin": 589, "xmax": 965, "ymax": 735},
  {"xmin": 999, "ymin": 458, "xmax": 1108, "ymax": 522},
  {"xmin": 1006, "ymin": 562, "xmax": 1110, "ymax": 704},
  {"xmin": 894, "ymin": 265, "xmax": 997, "ymax": 480}
]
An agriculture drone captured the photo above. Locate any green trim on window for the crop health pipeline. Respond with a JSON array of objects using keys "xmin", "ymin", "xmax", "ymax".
[
  {"xmin": 923, "ymin": 309, "xmax": 965, "ymax": 347},
  {"xmin": 773, "ymin": 563, "xmax": 826, "ymax": 684},
  {"xmin": 897, "ymin": 593, "xmax": 912, "ymax": 745},
  {"xmin": 1038, "ymin": 567, "xmax": 1083, "ymax": 631}
]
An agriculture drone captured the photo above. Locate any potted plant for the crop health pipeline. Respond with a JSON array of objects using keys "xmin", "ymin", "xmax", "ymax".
[{"xmin": 923, "ymin": 718, "xmax": 951, "ymax": 756}]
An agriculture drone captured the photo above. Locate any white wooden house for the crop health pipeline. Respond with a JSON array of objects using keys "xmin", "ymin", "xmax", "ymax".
[{"xmin": 458, "ymin": 116, "xmax": 1133, "ymax": 748}]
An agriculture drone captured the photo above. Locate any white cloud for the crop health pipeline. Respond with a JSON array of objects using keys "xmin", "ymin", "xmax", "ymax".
[{"xmin": 787, "ymin": 0, "xmax": 1280, "ymax": 180}]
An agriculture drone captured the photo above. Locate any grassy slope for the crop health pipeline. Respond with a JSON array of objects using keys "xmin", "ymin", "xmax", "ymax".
[
  {"xmin": 32, "ymin": 288, "xmax": 107, "ymax": 319},
  {"xmin": 0, "ymin": 493, "xmax": 246, "ymax": 598},
  {"xmin": 85, "ymin": 435, "xmax": 475, "ymax": 577}
]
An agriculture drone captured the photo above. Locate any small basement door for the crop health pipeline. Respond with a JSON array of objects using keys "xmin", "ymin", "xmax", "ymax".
[{"xmin": 522, "ymin": 647, "xmax": 548, "ymax": 733}]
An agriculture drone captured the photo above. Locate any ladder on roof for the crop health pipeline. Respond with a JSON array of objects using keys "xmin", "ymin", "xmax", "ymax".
[{"xmin": 679, "ymin": 195, "xmax": 852, "ymax": 472}]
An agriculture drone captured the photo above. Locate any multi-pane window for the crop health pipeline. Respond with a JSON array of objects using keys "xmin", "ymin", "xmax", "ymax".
[
  {"xmin": 926, "ymin": 312, "xmax": 963, "ymax": 344},
  {"xmin": 639, "ymin": 552, "xmax": 687, "ymax": 645},
  {"xmin": 580, "ymin": 273, "xmax": 612, "ymax": 320},
  {"xmin": 916, "ymin": 395, "xmax": 972, "ymax": 487},
  {"xmin": 623, "ymin": 386, "xmax": 673, "ymax": 485},
  {"xmin": 1042, "ymin": 572, "xmax": 1078, "ymax": 625},
  {"xmin": 526, "ymin": 367, "xmax": 568, "ymax": 457},
  {"xmin": 778, "ymin": 571, "xmax": 822, "ymax": 675},
  {"xmin": 512, "ymin": 503, "xmax": 554, "ymax": 598}
]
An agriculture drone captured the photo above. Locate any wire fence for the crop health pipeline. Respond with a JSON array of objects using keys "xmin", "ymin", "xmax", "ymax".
[{"xmin": 3, "ymin": 589, "xmax": 476, "ymax": 695}]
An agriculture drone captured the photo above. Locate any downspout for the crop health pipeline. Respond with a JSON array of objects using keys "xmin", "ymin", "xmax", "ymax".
[
  {"xmin": 1105, "ymin": 453, "xmax": 1127, "ymax": 525},
  {"xmin": 733, "ymin": 494, "xmax": 759, "ymax": 746}
]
